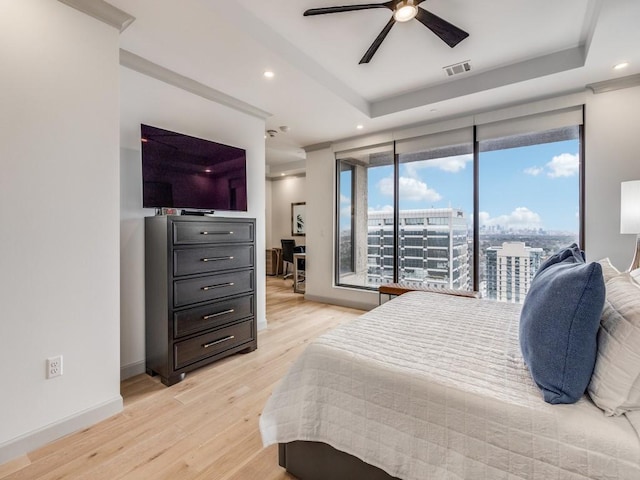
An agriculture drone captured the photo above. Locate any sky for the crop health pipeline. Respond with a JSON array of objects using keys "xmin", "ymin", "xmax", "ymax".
[{"xmin": 341, "ymin": 139, "xmax": 580, "ymax": 234}]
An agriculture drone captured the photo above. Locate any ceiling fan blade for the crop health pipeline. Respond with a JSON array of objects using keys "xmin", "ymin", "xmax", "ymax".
[
  {"xmin": 359, "ymin": 16, "xmax": 395, "ymax": 64},
  {"xmin": 304, "ymin": 3, "xmax": 391, "ymax": 16},
  {"xmin": 415, "ymin": 8, "xmax": 469, "ymax": 48}
]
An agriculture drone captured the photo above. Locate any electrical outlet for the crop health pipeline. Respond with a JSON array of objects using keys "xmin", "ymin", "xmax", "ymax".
[{"xmin": 46, "ymin": 355, "xmax": 63, "ymax": 379}]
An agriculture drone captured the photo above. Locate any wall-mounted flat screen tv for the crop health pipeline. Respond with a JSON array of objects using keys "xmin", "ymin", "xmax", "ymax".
[{"xmin": 141, "ymin": 124, "xmax": 247, "ymax": 211}]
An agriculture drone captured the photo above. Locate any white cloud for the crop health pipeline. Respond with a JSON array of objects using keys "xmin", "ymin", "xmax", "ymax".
[
  {"xmin": 378, "ymin": 176, "xmax": 441, "ymax": 202},
  {"xmin": 477, "ymin": 211, "xmax": 491, "ymax": 224},
  {"xmin": 524, "ymin": 166, "xmax": 543, "ymax": 176},
  {"xmin": 480, "ymin": 207, "xmax": 542, "ymax": 230},
  {"xmin": 426, "ymin": 155, "xmax": 473, "ymax": 172},
  {"xmin": 339, "ymin": 194, "xmax": 352, "ymax": 218},
  {"xmin": 405, "ymin": 154, "xmax": 472, "ymax": 176},
  {"xmin": 522, "ymin": 153, "xmax": 578, "ymax": 178},
  {"xmin": 369, "ymin": 204, "xmax": 394, "ymax": 213},
  {"xmin": 378, "ymin": 177, "xmax": 394, "ymax": 196},
  {"xmin": 546, "ymin": 153, "xmax": 579, "ymax": 178}
]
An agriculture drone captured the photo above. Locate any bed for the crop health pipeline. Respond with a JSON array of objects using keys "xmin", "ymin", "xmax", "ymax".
[{"xmin": 260, "ymin": 288, "xmax": 640, "ymax": 479}]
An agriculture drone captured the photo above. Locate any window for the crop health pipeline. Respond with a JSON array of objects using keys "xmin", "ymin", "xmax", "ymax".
[
  {"xmin": 396, "ymin": 129, "xmax": 473, "ymax": 289},
  {"xmin": 478, "ymin": 125, "xmax": 581, "ymax": 303},
  {"xmin": 338, "ymin": 163, "xmax": 354, "ymax": 276},
  {"xmin": 336, "ymin": 143, "xmax": 394, "ymax": 288},
  {"xmin": 336, "ymin": 105, "xmax": 584, "ymax": 302}
]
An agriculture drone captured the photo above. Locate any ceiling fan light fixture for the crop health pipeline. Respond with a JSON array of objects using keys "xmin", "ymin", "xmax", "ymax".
[
  {"xmin": 393, "ymin": 1, "xmax": 418, "ymax": 22},
  {"xmin": 304, "ymin": 0, "xmax": 469, "ymax": 63}
]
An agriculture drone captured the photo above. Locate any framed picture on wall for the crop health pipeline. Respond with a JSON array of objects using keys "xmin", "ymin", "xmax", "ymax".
[{"xmin": 292, "ymin": 202, "xmax": 305, "ymax": 236}]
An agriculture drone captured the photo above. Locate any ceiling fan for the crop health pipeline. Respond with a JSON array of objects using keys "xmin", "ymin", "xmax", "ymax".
[{"xmin": 303, "ymin": 0, "xmax": 469, "ymax": 64}]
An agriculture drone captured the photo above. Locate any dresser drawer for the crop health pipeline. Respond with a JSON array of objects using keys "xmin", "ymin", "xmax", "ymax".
[
  {"xmin": 174, "ymin": 295, "xmax": 254, "ymax": 338},
  {"xmin": 173, "ymin": 221, "xmax": 254, "ymax": 245},
  {"xmin": 174, "ymin": 320, "xmax": 254, "ymax": 370},
  {"xmin": 173, "ymin": 245, "xmax": 253, "ymax": 277},
  {"xmin": 174, "ymin": 270, "xmax": 253, "ymax": 307}
]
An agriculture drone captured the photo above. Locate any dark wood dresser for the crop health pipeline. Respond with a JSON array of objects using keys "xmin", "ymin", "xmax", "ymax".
[{"xmin": 145, "ymin": 215, "xmax": 257, "ymax": 386}]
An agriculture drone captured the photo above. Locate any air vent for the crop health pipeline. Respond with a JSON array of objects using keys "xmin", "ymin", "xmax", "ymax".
[{"xmin": 443, "ymin": 60, "xmax": 471, "ymax": 77}]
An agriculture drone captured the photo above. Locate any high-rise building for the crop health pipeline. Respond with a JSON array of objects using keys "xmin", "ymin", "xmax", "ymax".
[
  {"xmin": 367, "ymin": 208, "xmax": 470, "ymax": 290},
  {"xmin": 485, "ymin": 241, "xmax": 543, "ymax": 303}
]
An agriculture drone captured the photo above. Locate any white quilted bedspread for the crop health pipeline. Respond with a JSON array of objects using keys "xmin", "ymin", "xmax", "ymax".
[{"xmin": 260, "ymin": 292, "xmax": 640, "ymax": 479}]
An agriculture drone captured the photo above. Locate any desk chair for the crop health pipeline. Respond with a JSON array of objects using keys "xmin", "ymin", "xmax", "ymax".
[
  {"xmin": 293, "ymin": 248, "xmax": 306, "ymax": 293},
  {"xmin": 281, "ymin": 239, "xmax": 296, "ymax": 279}
]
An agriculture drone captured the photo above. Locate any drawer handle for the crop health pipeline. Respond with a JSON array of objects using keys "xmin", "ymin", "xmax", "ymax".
[
  {"xmin": 203, "ymin": 309, "xmax": 235, "ymax": 320},
  {"xmin": 200, "ymin": 231, "xmax": 233, "ymax": 235},
  {"xmin": 203, "ymin": 335, "xmax": 235, "ymax": 348},
  {"xmin": 201, "ymin": 256, "xmax": 234, "ymax": 262},
  {"xmin": 202, "ymin": 282, "xmax": 234, "ymax": 291}
]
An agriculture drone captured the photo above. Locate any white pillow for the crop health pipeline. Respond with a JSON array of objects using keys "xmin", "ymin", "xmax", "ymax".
[
  {"xmin": 631, "ymin": 268, "xmax": 640, "ymax": 283},
  {"xmin": 598, "ymin": 257, "xmax": 621, "ymax": 282},
  {"xmin": 588, "ymin": 273, "xmax": 640, "ymax": 415}
]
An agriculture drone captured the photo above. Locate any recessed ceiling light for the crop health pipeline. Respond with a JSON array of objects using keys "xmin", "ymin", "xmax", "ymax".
[
  {"xmin": 281, "ymin": 173, "xmax": 285, "ymax": 176},
  {"xmin": 356, "ymin": 124, "xmax": 364, "ymax": 130},
  {"xmin": 614, "ymin": 62, "xmax": 629, "ymax": 70},
  {"xmin": 263, "ymin": 70, "xmax": 275, "ymax": 78},
  {"xmin": 205, "ymin": 169, "xmax": 212, "ymax": 173}
]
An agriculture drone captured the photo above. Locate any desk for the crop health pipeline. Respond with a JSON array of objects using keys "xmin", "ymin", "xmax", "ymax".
[
  {"xmin": 293, "ymin": 252, "xmax": 306, "ymax": 293},
  {"xmin": 266, "ymin": 249, "xmax": 277, "ymax": 276},
  {"xmin": 273, "ymin": 247, "xmax": 283, "ymax": 275},
  {"xmin": 266, "ymin": 248, "xmax": 283, "ymax": 276}
]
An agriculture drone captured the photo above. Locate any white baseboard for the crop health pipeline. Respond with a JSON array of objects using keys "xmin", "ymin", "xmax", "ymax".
[
  {"xmin": 303, "ymin": 294, "xmax": 374, "ymax": 312},
  {"xmin": 257, "ymin": 317, "xmax": 267, "ymax": 331},
  {"xmin": 0, "ymin": 396, "xmax": 123, "ymax": 465},
  {"xmin": 120, "ymin": 360, "xmax": 146, "ymax": 380}
]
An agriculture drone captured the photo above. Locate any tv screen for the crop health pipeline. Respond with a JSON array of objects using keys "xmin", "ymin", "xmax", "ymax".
[{"xmin": 141, "ymin": 124, "xmax": 247, "ymax": 211}]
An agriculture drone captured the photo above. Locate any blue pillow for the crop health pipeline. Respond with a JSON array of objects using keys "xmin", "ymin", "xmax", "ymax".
[
  {"xmin": 519, "ymin": 247, "xmax": 605, "ymax": 404},
  {"xmin": 534, "ymin": 243, "xmax": 584, "ymax": 278}
]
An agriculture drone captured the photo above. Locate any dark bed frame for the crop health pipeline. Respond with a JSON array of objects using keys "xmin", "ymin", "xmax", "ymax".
[{"xmin": 279, "ymin": 441, "xmax": 399, "ymax": 480}]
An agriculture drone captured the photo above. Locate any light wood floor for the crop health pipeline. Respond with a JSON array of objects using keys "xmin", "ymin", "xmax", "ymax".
[{"xmin": 0, "ymin": 277, "xmax": 364, "ymax": 480}]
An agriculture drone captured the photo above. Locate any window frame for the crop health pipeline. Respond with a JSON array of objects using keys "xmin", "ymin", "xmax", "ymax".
[
  {"xmin": 334, "ymin": 111, "xmax": 585, "ymax": 295},
  {"xmin": 335, "ymin": 162, "xmax": 356, "ymax": 279}
]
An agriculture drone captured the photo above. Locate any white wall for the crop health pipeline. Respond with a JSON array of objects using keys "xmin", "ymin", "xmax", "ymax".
[
  {"xmin": 306, "ymin": 87, "xmax": 640, "ymax": 309},
  {"xmin": 267, "ymin": 176, "xmax": 306, "ymax": 249},
  {"xmin": 585, "ymin": 86, "xmax": 640, "ymax": 269},
  {"xmin": 119, "ymin": 67, "xmax": 267, "ymax": 377},
  {"xmin": 265, "ymin": 179, "xmax": 273, "ymax": 251},
  {"xmin": 0, "ymin": 0, "xmax": 122, "ymax": 461},
  {"xmin": 306, "ymin": 150, "xmax": 378, "ymax": 309}
]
